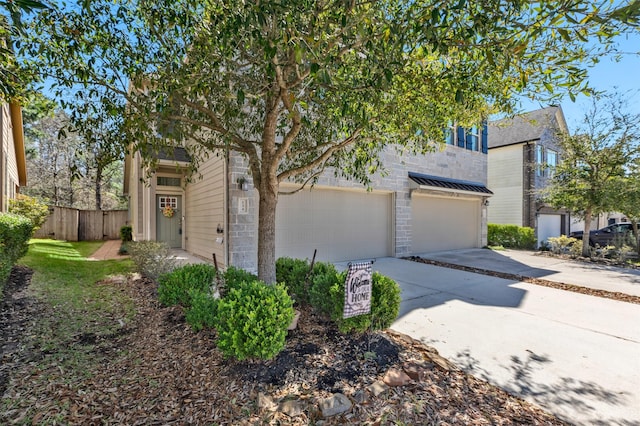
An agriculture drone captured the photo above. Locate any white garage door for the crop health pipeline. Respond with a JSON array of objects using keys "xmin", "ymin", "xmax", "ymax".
[
  {"xmin": 412, "ymin": 195, "xmax": 481, "ymax": 253},
  {"xmin": 537, "ymin": 214, "xmax": 561, "ymax": 247},
  {"xmin": 276, "ymin": 188, "xmax": 392, "ymax": 262}
]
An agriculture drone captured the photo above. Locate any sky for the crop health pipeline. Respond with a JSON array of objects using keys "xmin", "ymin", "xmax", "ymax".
[{"xmin": 517, "ymin": 32, "xmax": 640, "ymax": 132}]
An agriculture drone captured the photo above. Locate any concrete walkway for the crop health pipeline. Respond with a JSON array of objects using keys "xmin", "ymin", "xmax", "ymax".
[
  {"xmin": 362, "ymin": 252, "xmax": 640, "ymax": 426},
  {"xmin": 420, "ymin": 248, "xmax": 640, "ymax": 297}
]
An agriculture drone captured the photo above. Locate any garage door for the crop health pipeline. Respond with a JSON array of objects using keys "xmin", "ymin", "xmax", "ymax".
[
  {"xmin": 412, "ymin": 195, "xmax": 481, "ymax": 253},
  {"xmin": 537, "ymin": 214, "xmax": 561, "ymax": 247},
  {"xmin": 276, "ymin": 187, "xmax": 392, "ymax": 262}
]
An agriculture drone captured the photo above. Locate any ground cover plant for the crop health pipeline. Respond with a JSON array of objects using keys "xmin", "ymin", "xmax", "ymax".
[{"xmin": 0, "ymin": 242, "xmax": 570, "ymax": 424}]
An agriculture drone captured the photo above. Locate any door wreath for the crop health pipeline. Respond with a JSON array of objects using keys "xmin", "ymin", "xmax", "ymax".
[{"xmin": 162, "ymin": 206, "xmax": 175, "ymax": 218}]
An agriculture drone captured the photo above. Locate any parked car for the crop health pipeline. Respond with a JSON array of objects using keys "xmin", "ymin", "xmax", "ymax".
[{"xmin": 569, "ymin": 223, "xmax": 635, "ymax": 246}]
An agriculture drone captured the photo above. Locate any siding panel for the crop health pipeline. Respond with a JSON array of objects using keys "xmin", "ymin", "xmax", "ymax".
[
  {"xmin": 185, "ymin": 154, "xmax": 225, "ymax": 267},
  {"xmin": 487, "ymin": 145, "xmax": 523, "ymax": 225}
]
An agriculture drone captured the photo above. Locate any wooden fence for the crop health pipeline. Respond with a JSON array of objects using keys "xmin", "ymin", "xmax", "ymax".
[{"xmin": 35, "ymin": 207, "xmax": 128, "ymax": 241}]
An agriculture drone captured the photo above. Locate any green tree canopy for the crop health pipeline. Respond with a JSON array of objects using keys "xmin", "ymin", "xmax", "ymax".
[
  {"xmin": 544, "ymin": 92, "xmax": 640, "ymax": 256},
  {"xmin": 21, "ymin": 0, "xmax": 640, "ymax": 282}
]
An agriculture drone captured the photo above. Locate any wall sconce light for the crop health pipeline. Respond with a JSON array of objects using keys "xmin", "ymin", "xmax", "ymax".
[
  {"xmin": 237, "ymin": 176, "xmax": 249, "ymax": 191},
  {"xmin": 216, "ymin": 224, "xmax": 224, "ymax": 234},
  {"xmin": 483, "ymin": 199, "xmax": 490, "ymax": 207}
]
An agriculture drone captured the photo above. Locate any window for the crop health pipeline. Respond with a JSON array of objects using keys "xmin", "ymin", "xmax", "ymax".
[
  {"xmin": 465, "ymin": 126, "xmax": 479, "ymax": 151},
  {"xmin": 157, "ymin": 176, "xmax": 181, "ymax": 187},
  {"xmin": 535, "ymin": 145, "xmax": 545, "ymax": 176},
  {"xmin": 444, "ymin": 122, "xmax": 456, "ymax": 145},
  {"xmin": 546, "ymin": 149, "xmax": 558, "ymax": 177},
  {"xmin": 443, "ymin": 122, "xmax": 488, "ymax": 154},
  {"xmin": 159, "ymin": 196, "xmax": 178, "ymax": 209}
]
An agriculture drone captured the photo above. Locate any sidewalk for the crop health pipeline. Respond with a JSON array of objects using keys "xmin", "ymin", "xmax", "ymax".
[
  {"xmin": 88, "ymin": 240, "xmax": 210, "ymax": 265},
  {"xmin": 88, "ymin": 239, "xmax": 128, "ymax": 261}
]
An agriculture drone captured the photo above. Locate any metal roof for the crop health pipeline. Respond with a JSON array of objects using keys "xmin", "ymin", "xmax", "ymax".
[{"xmin": 409, "ymin": 172, "xmax": 493, "ymax": 195}]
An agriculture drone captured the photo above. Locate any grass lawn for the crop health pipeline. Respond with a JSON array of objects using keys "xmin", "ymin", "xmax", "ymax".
[{"xmin": 1, "ymin": 239, "xmax": 135, "ymax": 423}]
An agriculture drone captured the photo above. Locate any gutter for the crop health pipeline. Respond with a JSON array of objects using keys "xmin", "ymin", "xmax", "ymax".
[{"xmin": 9, "ymin": 102, "xmax": 27, "ymax": 186}]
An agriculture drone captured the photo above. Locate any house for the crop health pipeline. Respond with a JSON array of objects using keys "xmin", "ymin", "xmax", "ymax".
[
  {"xmin": 124, "ymin": 126, "xmax": 492, "ymax": 272},
  {"xmin": 487, "ymin": 106, "xmax": 570, "ymax": 246},
  {"xmin": 0, "ymin": 102, "xmax": 27, "ymax": 212}
]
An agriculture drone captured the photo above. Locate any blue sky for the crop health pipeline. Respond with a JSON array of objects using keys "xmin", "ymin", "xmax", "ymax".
[{"xmin": 517, "ymin": 33, "xmax": 640, "ymax": 132}]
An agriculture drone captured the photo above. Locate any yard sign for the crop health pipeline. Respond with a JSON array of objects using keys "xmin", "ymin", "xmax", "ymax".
[{"xmin": 343, "ymin": 261, "xmax": 373, "ymax": 319}]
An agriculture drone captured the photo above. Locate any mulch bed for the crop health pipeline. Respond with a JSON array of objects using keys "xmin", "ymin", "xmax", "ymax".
[
  {"xmin": 0, "ymin": 267, "xmax": 570, "ymax": 425},
  {"xmin": 406, "ymin": 256, "xmax": 640, "ymax": 305}
]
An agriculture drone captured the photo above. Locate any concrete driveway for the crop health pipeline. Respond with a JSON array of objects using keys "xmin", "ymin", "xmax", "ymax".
[{"xmin": 365, "ymin": 250, "xmax": 640, "ymax": 426}]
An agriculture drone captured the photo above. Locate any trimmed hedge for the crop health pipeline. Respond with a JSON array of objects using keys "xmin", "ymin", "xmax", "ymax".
[
  {"xmin": 487, "ymin": 223, "xmax": 537, "ymax": 249},
  {"xmin": 157, "ymin": 263, "xmax": 217, "ymax": 307},
  {"xmin": 215, "ymin": 280, "xmax": 294, "ymax": 360},
  {"xmin": 0, "ymin": 213, "xmax": 34, "ymax": 285},
  {"xmin": 310, "ymin": 266, "xmax": 401, "ymax": 334}
]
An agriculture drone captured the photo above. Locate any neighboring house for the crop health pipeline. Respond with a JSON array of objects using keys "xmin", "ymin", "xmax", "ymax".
[
  {"xmin": 124, "ymin": 126, "xmax": 492, "ymax": 272},
  {"xmin": 487, "ymin": 106, "xmax": 570, "ymax": 246},
  {"xmin": 0, "ymin": 102, "xmax": 27, "ymax": 212}
]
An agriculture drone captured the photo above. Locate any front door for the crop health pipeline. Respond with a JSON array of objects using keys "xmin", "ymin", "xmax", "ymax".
[{"xmin": 157, "ymin": 195, "xmax": 182, "ymax": 248}]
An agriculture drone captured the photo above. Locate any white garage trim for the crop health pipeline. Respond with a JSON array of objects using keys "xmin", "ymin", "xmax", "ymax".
[
  {"xmin": 276, "ymin": 185, "xmax": 394, "ymax": 262},
  {"xmin": 411, "ymin": 193, "xmax": 482, "ymax": 253}
]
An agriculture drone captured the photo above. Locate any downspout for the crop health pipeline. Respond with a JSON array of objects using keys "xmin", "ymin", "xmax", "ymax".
[{"xmin": 224, "ymin": 148, "xmax": 230, "ymax": 269}]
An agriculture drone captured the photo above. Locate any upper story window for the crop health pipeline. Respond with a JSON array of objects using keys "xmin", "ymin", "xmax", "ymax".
[
  {"xmin": 466, "ymin": 126, "xmax": 480, "ymax": 151},
  {"xmin": 444, "ymin": 123, "xmax": 488, "ymax": 153},
  {"xmin": 535, "ymin": 145, "xmax": 558, "ymax": 177},
  {"xmin": 546, "ymin": 149, "xmax": 558, "ymax": 176}
]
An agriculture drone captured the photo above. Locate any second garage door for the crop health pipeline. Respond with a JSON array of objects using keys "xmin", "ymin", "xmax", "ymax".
[
  {"xmin": 412, "ymin": 194, "xmax": 481, "ymax": 253},
  {"xmin": 276, "ymin": 187, "xmax": 392, "ymax": 262}
]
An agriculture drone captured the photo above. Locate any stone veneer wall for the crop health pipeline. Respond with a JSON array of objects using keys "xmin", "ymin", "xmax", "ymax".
[{"xmin": 227, "ymin": 145, "xmax": 488, "ymax": 273}]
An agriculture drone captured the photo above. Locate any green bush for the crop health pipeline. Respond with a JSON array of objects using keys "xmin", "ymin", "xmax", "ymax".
[
  {"xmin": 0, "ymin": 213, "xmax": 33, "ymax": 285},
  {"xmin": 158, "ymin": 263, "xmax": 217, "ymax": 307},
  {"xmin": 308, "ymin": 262, "xmax": 340, "ymax": 315},
  {"xmin": 215, "ymin": 280, "xmax": 294, "ymax": 360},
  {"xmin": 488, "ymin": 224, "xmax": 537, "ymax": 249},
  {"xmin": 310, "ymin": 266, "xmax": 401, "ymax": 334},
  {"xmin": 276, "ymin": 257, "xmax": 311, "ymax": 303},
  {"xmin": 223, "ymin": 265, "xmax": 258, "ymax": 293},
  {"xmin": 547, "ymin": 235, "xmax": 579, "ymax": 255},
  {"xmin": 127, "ymin": 240, "xmax": 177, "ymax": 281},
  {"xmin": 185, "ymin": 289, "xmax": 218, "ymax": 331},
  {"xmin": 8, "ymin": 195, "xmax": 49, "ymax": 232},
  {"xmin": 120, "ymin": 225, "xmax": 133, "ymax": 242}
]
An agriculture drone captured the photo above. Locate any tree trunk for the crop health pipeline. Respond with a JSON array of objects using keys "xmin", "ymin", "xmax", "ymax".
[
  {"xmin": 632, "ymin": 220, "xmax": 640, "ymax": 255},
  {"xmin": 95, "ymin": 165, "xmax": 103, "ymax": 210},
  {"xmin": 582, "ymin": 209, "xmax": 592, "ymax": 257},
  {"xmin": 257, "ymin": 174, "xmax": 279, "ymax": 284}
]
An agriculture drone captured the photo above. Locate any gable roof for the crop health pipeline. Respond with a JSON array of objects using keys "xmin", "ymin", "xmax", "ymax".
[
  {"xmin": 488, "ymin": 106, "xmax": 569, "ymax": 149},
  {"xmin": 9, "ymin": 102, "xmax": 27, "ymax": 186}
]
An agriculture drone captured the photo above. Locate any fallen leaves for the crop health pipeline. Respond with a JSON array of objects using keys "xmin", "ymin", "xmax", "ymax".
[{"xmin": 1, "ymin": 268, "xmax": 569, "ymax": 425}]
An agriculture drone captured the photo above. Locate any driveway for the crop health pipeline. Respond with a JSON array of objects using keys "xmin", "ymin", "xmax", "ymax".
[{"xmin": 365, "ymin": 250, "xmax": 640, "ymax": 425}]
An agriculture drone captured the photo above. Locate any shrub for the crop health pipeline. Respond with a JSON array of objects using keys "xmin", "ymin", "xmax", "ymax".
[
  {"xmin": 185, "ymin": 289, "xmax": 218, "ymax": 331},
  {"xmin": 8, "ymin": 195, "xmax": 49, "ymax": 233},
  {"xmin": 215, "ymin": 280, "xmax": 294, "ymax": 360},
  {"xmin": 547, "ymin": 235, "xmax": 579, "ymax": 255},
  {"xmin": 127, "ymin": 240, "xmax": 177, "ymax": 281},
  {"xmin": 0, "ymin": 213, "xmax": 33, "ymax": 285},
  {"xmin": 223, "ymin": 265, "xmax": 258, "ymax": 293},
  {"xmin": 276, "ymin": 257, "xmax": 311, "ymax": 303},
  {"xmin": 120, "ymin": 225, "xmax": 133, "ymax": 242},
  {"xmin": 488, "ymin": 224, "xmax": 537, "ymax": 249},
  {"xmin": 158, "ymin": 263, "xmax": 217, "ymax": 307},
  {"xmin": 310, "ymin": 266, "xmax": 401, "ymax": 334},
  {"xmin": 308, "ymin": 262, "xmax": 340, "ymax": 315}
]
